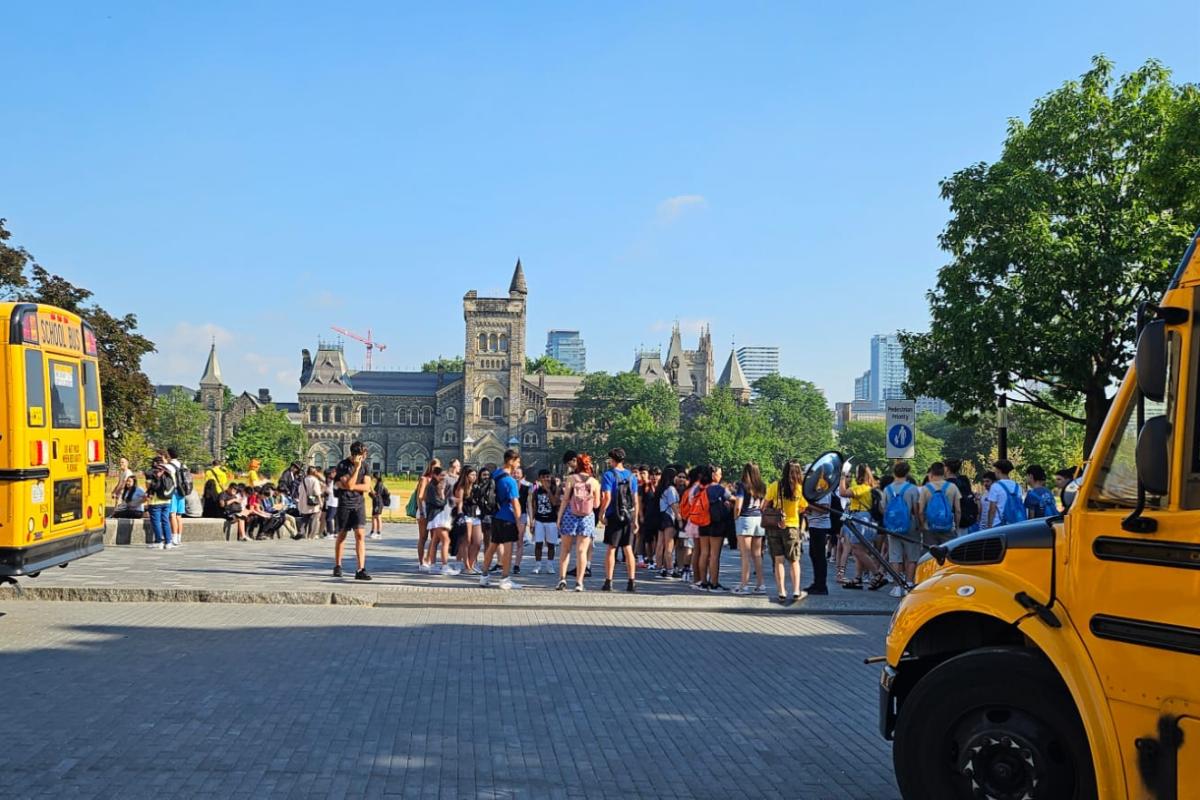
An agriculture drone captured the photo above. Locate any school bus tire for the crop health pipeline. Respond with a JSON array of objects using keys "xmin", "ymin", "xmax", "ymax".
[{"xmin": 892, "ymin": 646, "xmax": 1097, "ymax": 800}]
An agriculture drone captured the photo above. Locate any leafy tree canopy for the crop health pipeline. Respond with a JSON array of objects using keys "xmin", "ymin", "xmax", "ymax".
[
  {"xmin": 420, "ymin": 356, "xmax": 465, "ymax": 373},
  {"xmin": 526, "ymin": 355, "xmax": 579, "ymax": 376},
  {"xmin": 149, "ymin": 388, "xmax": 211, "ymax": 467},
  {"xmin": 837, "ymin": 420, "xmax": 944, "ymax": 479},
  {"xmin": 752, "ymin": 375, "xmax": 835, "ymax": 467},
  {"xmin": 224, "ymin": 407, "xmax": 308, "ymax": 478},
  {"xmin": 678, "ymin": 389, "xmax": 778, "ymax": 480},
  {"xmin": 901, "ymin": 56, "xmax": 1200, "ymax": 451}
]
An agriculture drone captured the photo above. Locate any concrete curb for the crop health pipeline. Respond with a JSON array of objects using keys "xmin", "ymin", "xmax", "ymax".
[{"xmin": 0, "ymin": 586, "xmax": 374, "ymax": 606}]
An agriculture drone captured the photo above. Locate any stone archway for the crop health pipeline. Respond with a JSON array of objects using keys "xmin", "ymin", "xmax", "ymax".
[
  {"xmin": 307, "ymin": 440, "xmax": 342, "ymax": 470},
  {"xmin": 364, "ymin": 441, "xmax": 385, "ymax": 475}
]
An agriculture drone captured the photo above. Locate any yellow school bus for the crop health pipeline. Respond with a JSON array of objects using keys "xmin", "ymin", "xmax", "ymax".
[
  {"xmin": 880, "ymin": 231, "xmax": 1200, "ymax": 799},
  {"xmin": 0, "ymin": 302, "xmax": 106, "ymax": 578}
]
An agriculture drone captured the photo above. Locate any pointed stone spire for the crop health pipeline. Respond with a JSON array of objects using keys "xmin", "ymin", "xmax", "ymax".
[
  {"xmin": 718, "ymin": 348, "xmax": 751, "ymax": 403},
  {"xmin": 509, "ymin": 258, "xmax": 528, "ymax": 295},
  {"xmin": 200, "ymin": 341, "xmax": 223, "ymax": 387},
  {"xmin": 665, "ymin": 322, "xmax": 683, "ymax": 363}
]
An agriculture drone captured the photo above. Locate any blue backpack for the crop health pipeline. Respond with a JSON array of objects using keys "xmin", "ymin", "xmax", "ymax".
[
  {"xmin": 884, "ymin": 483, "xmax": 914, "ymax": 533},
  {"xmin": 1027, "ymin": 486, "xmax": 1058, "ymax": 519},
  {"xmin": 999, "ymin": 480, "xmax": 1027, "ymax": 526},
  {"xmin": 925, "ymin": 483, "xmax": 954, "ymax": 532}
]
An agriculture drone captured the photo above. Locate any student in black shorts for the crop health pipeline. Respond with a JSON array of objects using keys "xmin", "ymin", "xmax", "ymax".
[
  {"xmin": 599, "ymin": 448, "xmax": 640, "ymax": 592},
  {"xmin": 333, "ymin": 441, "xmax": 373, "ymax": 580}
]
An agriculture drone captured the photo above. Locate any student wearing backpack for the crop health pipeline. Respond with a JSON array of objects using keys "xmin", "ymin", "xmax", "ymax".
[
  {"xmin": 918, "ymin": 462, "xmax": 962, "ymax": 547},
  {"xmin": 986, "ymin": 459, "xmax": 1027, "ymax": 528},
  {"xmin": 881, "ymin": 461, "xmax": 921, "ymax": 597},
  {"xmin": 144, "ymin": 455, "xmax": 176, "ymax": 550},
  {"xmin": 944, "ymin": 459, "xmax": 978, "ymax": 536},
  {"xmin": 1023, "ymin": 465, "xmax": 1059, "ymax": 519},
  {"xmin": 414, "ymin": 458, "xmax": 441, "ymax": 573},
  {"xmin": 599, "ymin": 448, "xmax": 640, "ymax": 592},
  {"xmin": 556, "ymin": 454, "xmax": 600, "ymax": 591},
  {"xmin": 478, "ymin": 450, "xmax": 523, "ymax": 590},
  {"xmin": 838, "ymin": 464, "xmax": 886, "ymax": 590},
  {"xmin": 165, "ymin": 448, "xmax": 190, "ymax": 547},
  {"xmin": 369, "ymin": 473, "xmax": 390, "ymax": 540}
]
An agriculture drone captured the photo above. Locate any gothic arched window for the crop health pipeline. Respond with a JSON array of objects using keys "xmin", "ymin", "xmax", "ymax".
[
  {"xmin": 551, "ymin": 410, "xmax": 561, "ymax": 428},
  {"xmin": 322, "ymin": 406, "xmax": 331, "ymax": 423},
  {"xmin": 478, "ymin": 333, "xmax": 487, "ymax": 352},
  {"xmin": 499, "ymin": 334, "xmax": 509, "ymax": 352},
  {"xmin": 309, "ymin": 406, "xmax": 318, "ymax": 423},
  {"xmin": 334, "ymin": 406, "xmax": 343, "ymax": 423},
  {"xmin": 488, "ymin": 333, "xmax": 498, "ymax": 352},
  {"xmin": 371, "ymin": 406, "xmax": 382, "ymax": 425},
  {"xmin": 492, "ymin": 398, "xmax": 504, "ymax": 418},
  {"xmin": 480, "ymin": 397, "xmax": 491, "ymax": 417},
  {"xmin": 445, "ymin": 406, "xmax": 456, "ymax": 422},
  {"xmin": 525, "ymin": 408, "xmax": 536, "ymax": 423},
  {"xmin": 443, "ymin": 430, "xmax": 457, "ymax": 444},
  {"xmin": 421, "ymin": 406, "xmax": 433, "ymax": 426},
  {"xmin": 523, "ymin": 432, "xmax": 538, "ymax": 446}
]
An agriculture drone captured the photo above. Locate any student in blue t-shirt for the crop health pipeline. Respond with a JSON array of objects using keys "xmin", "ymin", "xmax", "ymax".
[
  {"xmin": 599, "ymin": 448, "xmax": 640, "ymax": 593},
  {"xmin": 479, "ymin": 449, "xmax": 523, "ymax": 590},
  {"xmin": 1023, "ymin": 465, "xmax": 1059, "ymax": 519}
]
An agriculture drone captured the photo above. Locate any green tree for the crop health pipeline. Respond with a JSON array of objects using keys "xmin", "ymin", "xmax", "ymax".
[
  {"xmin": 837, "ymin": 420, "xmax": 944, "ymax": 478},
  {"xmin": 752, "ymin": 375, "xmax": 834, "ymax": 467},
  {"xmin": 525, "ymin": 355, "xmax": 579, "ymax": 375},
  {"xmin": 224, "ymin": 407, "xmax": 308, "ymax": 477},
  {"xmin": 420, "ymin": 356, "xmax": 465, "ymax": 373},
  {"xmin": 0, "ymin": 219, "xmax": 31, "ymax": 297},
  {"xmin": 15, "ymin": 264, "xmax": 156, "ymax": 459},
  {"xmin": 113, "ymin": 429, "xmax": 155, "ymax": 472},
  {"xmin": 565, "ymin": 372, "xmax": 678, "ymax": 461},
  {"xmin": 1009, "ymin": 401, "xmax": 1087, "ymax": 473},
  {"xmin": 149, "ymin": 388, "xmax": 210, "ymax": 466},
  {"xmin": 919, "ymin": 412, "xmax": 994, "ymax": 476},
  {"xmin": 902, "ymin": 57, "xmax": 1200, "ymax": 452},
  {"xmin": 679, "ymin": 389, "xmax": 778, "ymax": 479}
]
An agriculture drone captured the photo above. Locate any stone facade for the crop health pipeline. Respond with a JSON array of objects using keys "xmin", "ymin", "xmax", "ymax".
[{"xmin": 633, "ymin": 323, "xmax": 715, "ymax": 398}]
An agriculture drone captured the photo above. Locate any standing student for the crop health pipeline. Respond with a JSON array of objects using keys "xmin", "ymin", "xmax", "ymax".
[
  {"xmin": 881, "ymin": 461, "xmax": 921, "ymax": 597},
  {"xmin": 165, "ymin": 448, "xmax": 188, "ymax": 546},
  {"xmin": 804, "ymin": 480, "xmax": 834, "ymax": 596},
  {"xmin": 838, "ymin": 464, "xmax": 886, "ymax": 590},
  {"xmin": 415, "ymin": 458, "xmax": 441, "ymax": 572},
  {"xmin": 1024, "ymin": 465, "xmax": 1058, "ymax": 518},
  {"xmin": 918, "ymin": 462, "xmax": 961, "ymax": 546},
  {"xmin": 425, "ymin": 467, "xmax": 459, "ymax": 575},
  {"xmin": 479, "ymin": 450, "xmax": 523, "ymax": 590},
  {"xmin": 691, "ymin": 465, "xmax": 732, "ymax": 592},
  {"xmin": 297, "ymin": 467, "xmax": 324, "ymax": 539},
  {"xmin": 763, "ymin": 460, "xmax": 807, "ymax": 604},
  {"xmin": 655, "ymin": 466, "xmax": 681, "ymax": 579},
  {"xmin": 986, "ymin": 459, "xmax": 1026, "ymax": 528},
  {"xmin": 332, "ymin": 441, "xmax": 373, "ymax": 581},
  {"xmin": 323, "ymin": 467, "xmax": 339, "ymax": 538},
  {"xmin": 530, "ymin": 470, "xmax": 560, "ymax": 574},
  {"xmin": 944, "ymin": 459, "xmax": 977, "ymax": 536},
  {"xmin": 145, "ymin": 455, "xmax": 176, "ymax": 550},
  {"xmin": 513, "ymin": 467, "xmax": 533, "ymax": 575},
  {"xmin": 556, "ymin": 454, "xmax": 600, "ymax": 591},
  {"xmin": 454, "ymin": 467, "xmax": 483, "ymax": 574},
  {"xmin": 599, "ymin": 448, "xmax": 640, "ymax": 593},
  {"xmin": 369, "ymin": 473, "xmax": 390, "ymax": 539},
  {"xmin": 733, "ymin": 463, "xmax": 767, "ymax": 595}
]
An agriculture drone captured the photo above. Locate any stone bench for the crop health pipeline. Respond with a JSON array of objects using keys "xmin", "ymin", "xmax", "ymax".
[{"xmin": 104, "ymin": 517, "xmax": 237, "ymax": 545}]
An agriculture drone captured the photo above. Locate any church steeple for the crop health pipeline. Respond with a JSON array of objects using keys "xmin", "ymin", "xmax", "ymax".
[
  {"xmin": 509, "ymin": 258, "xmax": 528, "ymax": 296},
  {"xmin": 200, "ymin": 342, "xmax": 223, "ymax": 387},
  {"xmin": 718, "ymin": 348, "xmax": 751, "ymax": 404}
]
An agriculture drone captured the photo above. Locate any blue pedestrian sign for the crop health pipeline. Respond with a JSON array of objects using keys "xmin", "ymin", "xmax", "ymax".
[{"xmin": 885, "ymin": 399, "xmax": 917, "ymax": 458}]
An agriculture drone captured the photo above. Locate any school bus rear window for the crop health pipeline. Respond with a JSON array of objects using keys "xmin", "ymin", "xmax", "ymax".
[
  {"xmin": 25, "ymin": 349, "xmax": 46, "ymax": 427},
  {"xmin": 83, "ymin": 360, "xmax": 100, "ymax": 428},
  {"xmin": 49, "ymin": 360, "xmax": 82, "ymax": 429}
]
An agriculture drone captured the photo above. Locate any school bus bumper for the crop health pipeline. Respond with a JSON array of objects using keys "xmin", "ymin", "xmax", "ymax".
[{"xmin": 0, "ymin": 527, "xmax": 105, "ymax": 576}]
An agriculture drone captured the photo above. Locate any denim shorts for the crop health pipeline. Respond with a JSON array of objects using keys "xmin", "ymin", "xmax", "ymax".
[
  {"xmin": 843, "ymin": 512, "xmax": 877, "ymax": 544},
  {"xmin": 735, "ymin": 516, "xmax": 765, "ymax": 537}
]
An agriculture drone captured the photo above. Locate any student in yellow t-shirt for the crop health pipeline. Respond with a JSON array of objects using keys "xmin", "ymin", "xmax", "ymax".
[
  {"xmin": 838, "ymin": 464, "xmax": 886, "ymax": 590},
  {"xmin": 247, "ymin": 458, "xmax": 262, "ymax": 487},
  {"xmin": 763, "ymin": 460, "xmax": 808, "ymax": 603}
]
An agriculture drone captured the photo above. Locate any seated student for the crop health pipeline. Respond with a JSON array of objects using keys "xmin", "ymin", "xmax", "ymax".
[
  {"xmin": 220, "ymin": 484, "xmax": 250, "ymax": 541},
  {"xmin": 113, "ymin": 476, "xmax": 147, "ymax": 518}
]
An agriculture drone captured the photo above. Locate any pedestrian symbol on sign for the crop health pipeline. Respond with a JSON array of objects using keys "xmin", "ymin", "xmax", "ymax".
[{"xmin": 889, "ymin": 424, "xmax": 912, "ymax": 449}]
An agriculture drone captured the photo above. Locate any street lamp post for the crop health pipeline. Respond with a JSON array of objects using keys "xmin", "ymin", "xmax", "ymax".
[{"xmin": 997, "ymin": 393, "xmax": 1009, "ymax": 461}]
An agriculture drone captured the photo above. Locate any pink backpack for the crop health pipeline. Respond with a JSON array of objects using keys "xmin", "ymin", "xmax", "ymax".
[{"xmin": 569, "ymin": 477, "xmax": 593, "ymax": 516}]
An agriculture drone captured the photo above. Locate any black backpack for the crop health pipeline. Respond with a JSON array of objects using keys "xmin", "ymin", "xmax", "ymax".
[
  {"xmin": 154, "ymin": 470, "xmax": 176, "ymax": 500},
  {"xmin": 175, "ymin": 464, "xmax": 194, "ymax": 496},
  {"xmin": 954, "ymin": 476, "xmax": 978, "ymax": 528},
  {"xmin": 474, "ymin": 477, "xmax": 498, "ymax": 516},
  {"xmin": 868, "ymin": 487, "xmax": 884, "ymax": 524},
  {"xmin": 612, "ymin": 472, "xmax": 635, "ymax": 523}
]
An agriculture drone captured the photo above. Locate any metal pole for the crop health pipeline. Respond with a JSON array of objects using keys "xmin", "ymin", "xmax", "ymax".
[{"xmin": 997, "ymin": 393, "xmax": 1009, "ymax": 461}]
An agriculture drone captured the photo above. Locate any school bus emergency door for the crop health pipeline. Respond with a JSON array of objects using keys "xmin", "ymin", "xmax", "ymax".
[
  {"xmin": 0, "ymin": 302, "xmax": 106, "ymax": 577},
  {"xmin": 880, "ymin": 232, "xmax": 1200, "ymax": 800}
]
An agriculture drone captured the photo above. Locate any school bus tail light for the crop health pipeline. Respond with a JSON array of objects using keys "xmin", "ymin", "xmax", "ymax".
[
  {"xmin": 31, "ymin": 440, "xmax": 49, "ymax": 466},
  {"xmin": 82, "ymin": 323, "xmax": 98, "ymax": 356},
  {"xmin": 87, "ymin": 440, "xmax": 100, "ymax": 462},
  {"xmin": 19, "ymin": 310, "xmax": 40, "ymax": 344}
]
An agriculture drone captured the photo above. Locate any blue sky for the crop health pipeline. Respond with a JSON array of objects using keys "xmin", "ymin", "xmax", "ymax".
[{"xmin": 3, "ymin": 1, "xmax": 1197, "ymax": 403}]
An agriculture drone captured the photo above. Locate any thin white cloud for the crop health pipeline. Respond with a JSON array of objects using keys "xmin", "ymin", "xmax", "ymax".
[
  {"xmin": 656, "ymin": 194, "xmax": 707, "ymax": 223},
  {"xmin": 308, "ymin": 290, "xmax": 346, "ymax": 310}
]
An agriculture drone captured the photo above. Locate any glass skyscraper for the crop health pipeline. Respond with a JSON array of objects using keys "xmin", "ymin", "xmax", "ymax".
[
  {"xmin": 545, "ymin": 329, "xmax": 587, "ymax": 374},
  {"xmin": 735, "ymin": 346, "xmax": 780, "ymax": 394}
]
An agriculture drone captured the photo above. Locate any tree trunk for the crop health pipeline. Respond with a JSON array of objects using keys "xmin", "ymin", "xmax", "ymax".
[{"xmin": 1083, "ymin": 387, "xmax": 1112, "ymax": 459}]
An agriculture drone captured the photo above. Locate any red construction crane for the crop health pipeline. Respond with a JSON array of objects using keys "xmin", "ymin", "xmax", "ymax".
[{"xmin": 331, "ymin": 326, "xmax": 388, "ymax": 371}]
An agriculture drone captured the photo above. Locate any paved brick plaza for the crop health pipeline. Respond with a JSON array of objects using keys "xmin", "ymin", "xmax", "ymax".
[{"xmin": 0, "ymin": 602, "xmax": 897, "ymax": 799}]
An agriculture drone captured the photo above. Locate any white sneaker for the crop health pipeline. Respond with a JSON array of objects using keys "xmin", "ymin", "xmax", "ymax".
[
  {"xmin": 499, "ymin": 578, "xmax": 521, "ymax": 590},
  {"xmin": 443, "ymin": 565, "xmax": 461, "ymax": 577},
  {"xmin": 889, "ymin": 585, "xmax": 905, "ymax": 598},
  {"xmin": 431, "ymin": 564, "xmax": 444, "ymax": 575},
  {"xmin": 167, "ymin": 542, "xmax": 178, "ymax": 549},
  {"xmin": 418, "ymin": 563, "xmax": 430, "ymax": 574},
  {"xmin": 574, "ymin": 584, "xmax": 584, "ymax": 592},
  {"xmin": 754, "ymin": 585, "xmax": 767, "ymax": 594},
  {"xmin": 146, "ymin": 543, "xmax": 159, "ymax": 550},
  {"xmin": 479, "ymin": 574, "xmax": 491, "ymax": 588}
]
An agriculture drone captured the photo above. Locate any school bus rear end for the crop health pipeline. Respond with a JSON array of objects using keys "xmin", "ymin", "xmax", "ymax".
[{"xmin": 0, "ymin": 302, "xmax": 106, "ymax": 577}]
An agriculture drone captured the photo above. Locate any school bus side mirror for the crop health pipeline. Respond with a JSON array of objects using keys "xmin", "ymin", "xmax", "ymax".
[
  {"xmin": 1135, "ymin": 319, "xmax": 1167, "ymax": 402},
  {"xmin": 1135, "ymin": 415, "xmax": 1170, "ymax": 496}
]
